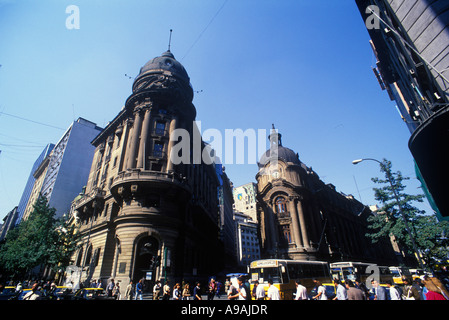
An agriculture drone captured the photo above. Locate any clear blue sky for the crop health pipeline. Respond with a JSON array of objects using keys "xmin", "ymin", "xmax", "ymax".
[{"xmin": 0, "ymin": 0, "xmax": 433, "ymax": 221}]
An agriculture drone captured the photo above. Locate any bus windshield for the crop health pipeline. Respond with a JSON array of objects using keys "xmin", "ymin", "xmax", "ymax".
[{"xmin": 251, "ymin": 266, "xmax": 283, "ymax": 284}]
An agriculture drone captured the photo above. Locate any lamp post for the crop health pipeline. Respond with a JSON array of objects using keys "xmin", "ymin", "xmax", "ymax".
[{"xmin": 352, "ymin": 158, "xmax": 424, "ymax": 269}]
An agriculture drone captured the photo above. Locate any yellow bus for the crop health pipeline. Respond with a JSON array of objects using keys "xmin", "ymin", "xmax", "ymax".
[
  {"xmin": 330, "ymin": 261, "xmax": 394, "ymax": 285},
  {"xmin": 389, "ymin": 266, "xmax": 411, "ymax": 285},
  {"xmin": 249, "ymin": 259, "xmax": 331, "ymax": 300}
]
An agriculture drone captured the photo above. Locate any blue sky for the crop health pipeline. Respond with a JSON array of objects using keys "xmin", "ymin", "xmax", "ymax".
[{"xmin": 0, "ymin": 0, "xmax": 433, "ymax": 221}]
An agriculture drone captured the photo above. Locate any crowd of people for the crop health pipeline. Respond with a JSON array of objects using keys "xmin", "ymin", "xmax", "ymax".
[{"xmin": 1, "ymin": 274, "xmax": 447, "ymax": 301}]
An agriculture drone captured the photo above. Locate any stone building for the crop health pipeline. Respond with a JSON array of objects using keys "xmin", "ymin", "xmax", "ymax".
[
  {"xmin": 256, "ymin": 126, "xmax": 398, "ymax": 265},
  {"xmin": 70, "ymin": 50, "xmax": 223, "ymax": 289}
]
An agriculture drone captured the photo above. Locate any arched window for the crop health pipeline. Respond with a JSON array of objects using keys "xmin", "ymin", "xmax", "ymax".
[{"xmin": 275, "ymin": 196, "xmax": 287, "ymax": 213}]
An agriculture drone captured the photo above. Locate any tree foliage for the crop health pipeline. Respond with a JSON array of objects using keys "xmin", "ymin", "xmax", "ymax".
[
  {"xmin": 367, "ymin": 159, "xmax": 449, "ymax": 269},
  {"xmin": 0, "ymin": 195, "xmax": 80, "ymax": 279}
]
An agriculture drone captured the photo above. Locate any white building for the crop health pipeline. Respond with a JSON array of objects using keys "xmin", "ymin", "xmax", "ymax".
[{"xmin": 234, "ymin": 211, "xmax": 260, "ymax": 267}]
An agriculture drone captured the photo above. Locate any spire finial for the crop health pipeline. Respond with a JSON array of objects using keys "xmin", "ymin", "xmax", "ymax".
[{"xmin": 168, "ymin": 29, "xmax": 173, "ymax": 52}]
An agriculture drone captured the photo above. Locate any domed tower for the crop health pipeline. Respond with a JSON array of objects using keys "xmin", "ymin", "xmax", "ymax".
[
  {"xmin": 256, "ymin": 125, "xmax": 321, "ymax": 260},
  {"xmin": 72, "ymin": 50, "xmax": 222, "ymax": 289}
]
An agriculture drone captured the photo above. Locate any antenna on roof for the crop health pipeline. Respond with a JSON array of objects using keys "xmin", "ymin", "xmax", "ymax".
[{"xmin": 168, "ymin": 29, "xmax": 173, "ymax": 52}]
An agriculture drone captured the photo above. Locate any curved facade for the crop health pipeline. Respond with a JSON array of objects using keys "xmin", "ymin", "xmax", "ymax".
[
  {"xmin": 256, "ymin": 126, "xmax": 398, "ymax": 264},
  {"xmin": 70, "ymin": 51, "xmax": 223, "ymax": 289}
]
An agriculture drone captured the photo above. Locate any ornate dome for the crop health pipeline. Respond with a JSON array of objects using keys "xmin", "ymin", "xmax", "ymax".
[
  {"xmin": 136, "ymin": 50, "xmax": 190, "ymax": 83},
  {"xmin": 259, "ymin": 125, "xmax": 301, "ymax": 167}
]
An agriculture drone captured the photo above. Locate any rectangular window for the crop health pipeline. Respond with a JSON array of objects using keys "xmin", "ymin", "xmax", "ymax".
[
  {"xmin": 155, "ymin": 121, "xmax": 166, "ymax": 135},
  {"xmin": 153, "ymin": 142, "xmax": 163, "ymax": 158}
]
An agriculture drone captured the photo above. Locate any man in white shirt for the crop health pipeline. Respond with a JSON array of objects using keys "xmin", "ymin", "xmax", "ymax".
[
  {"xmin": 333, "ymin": 279, "xmax": 348, "ymax": 300},
  {"xmin": 294, "ymin": 279, "xmax": 308, "ymax": 300},
  {"xmin": 228, "ymin": 276, "xmax": 247, "ymax": 300},
  {"xmin": 267, "ymin": 279, "xmax": 281, "ymax": 300},
  {"xmin": 254, "ymin": 280, "xmax": 266, "ymax": 300}
]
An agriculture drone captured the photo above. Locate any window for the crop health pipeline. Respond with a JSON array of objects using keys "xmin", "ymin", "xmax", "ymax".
[
  {"xmin": 282, "ymin": 225, "xmax": 292, "ymax": 243},
  {"xmin": 275, "ymin": 196, "xmax": 287, "ymax": 213},
  {"xmin": 155, "ymin": 121, "xmax": 166, "ymax": 135},
  {"xmin": 153, "ymin": 142, "xmax": 164, "ymax": 158}
]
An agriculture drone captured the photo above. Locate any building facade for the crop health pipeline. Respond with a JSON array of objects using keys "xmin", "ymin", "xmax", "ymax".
[
  {"xmin": 233, "ymin": 183, "xmax": 258, "ymax": 222},
  {"xmin": 15, "ymin": 143, "xmax": 54, "ymax": 226},
  {"xmin": 70, "ymin": 50, "xmax": 224, "ymax": 290},
  {"xmin": 234, "ymin": 212, "xmax": 261, "ymax": 268},
  {"xmin": 22, "ymin": 118, "xmax": 101, "ymax": 222},
  {"xmin": 256, "ymin": 126, "xmax": 398, "ymax": 265},
  {"xmin": 355, "ymin": 0, "xmax": 449, "ymax": 219}
]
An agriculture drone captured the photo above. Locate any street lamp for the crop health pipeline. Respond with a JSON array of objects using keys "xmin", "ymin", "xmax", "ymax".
[{"xmin": 352, "ymin": 158, "xmax": 424, "ymax": 269}]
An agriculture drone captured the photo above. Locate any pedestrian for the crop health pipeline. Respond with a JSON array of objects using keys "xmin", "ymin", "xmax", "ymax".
[
  {"xmin": 23, "ymin": 283, "xmax": 42, "ymax": 300},
  {"xmin": 135, "ymin": 279, "xmax": 144, "ymax": 300},
  {"xmin": 173, "ymin": 283, "xmax": 181, "ymax": 300},
  {"xmin": 345, "ymin": 280, "xmax": 365, "ymax": 300},
  {"xmin": 294, "ymin": 279, "xmax": 308, "ymax": 300},
  {"xmin": 228, "ymin": 276, "xmax": 247, "ymax": 300},
  {"xmin": 227, "ymin": 281, "xmax": 238, "ymax": 300},
  {"xmin": 194, "ymin": 282, "xmax": 202, "ymax": 300},
  {"xmin": 162, "ymin": 280, "xmax": 171, "ymax": 300},
  {"xmin": 354, "ymin": 278, "xmax": 369, "ymax": 298},
  {"xmin": 113, "ymin": 281, "xmax": 121, "ymax": 300},
  {"xmin": 124, "ymin": 280, "xmax": 134, "ymax": 300},
  {"xmin": 153, "ymin": 280, "xmax": 162, "ymax": 300},
  {"xmin": 386, "ymin": 280, "xmax": 401, "ymax": 300},
  {"xmin": 333, "ymin": 279, "xmax": 347, "ymax": 300},
  {"xmin": 402, "ymin": 278, "xmax": 421, "ymax": 300},
  {"xmin": 423, "ymin": 277, "xmax": 447, "ymax": 300},
  {"xmin": 90, "ymin": 279, "xmax": 97, "ymax": 288},
  {"xmin": 371, "ymin": 280, "xmax": 387, "ymax": 300},
  {"xmin": 208, "ymin": 278, "xmax": 216, "ymax": 300},
  {"xmin": 215, "ymin": 280, "xmax": 222, "ymax": 298},
  {"xmin": 253, "ymin": 280, "xmax": 266, "ymax": 300},
  {"xmin": 267, "ymin": 279, "xmax": 280, "ymax": 300},
  {"xmin": 182, "ymin": 283, "xmax": 191, "ymax": 300},
  {"xmin": 312, "ymin": 279, "xmax": 327, "ymax": 300},
  {"xmin": 97, "ymin": 279, "xmax": 103, "ymax": 288},
  {"xmin": 106, "ymin": 278, "xmax": 115, "ymax": 297}
]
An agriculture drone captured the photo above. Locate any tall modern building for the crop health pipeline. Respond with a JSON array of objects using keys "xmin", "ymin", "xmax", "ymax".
[
  {"xmin": 14, "ymin": 143, "xmax": 54, "ymax": 225},
  {"xmin": 256, "ymin": 126, "xmax": 399, "ymax": 265},
  {"xmin": 355, "ymin": 0, "xmax": 449, "ymax": 219},
  {"xmin": 22, "ymin": 118, "xmax": 102, "ymax": 221},
  {"xmin": 233, "ymin": 183, "xmax": 258, "ymax": 222},
  {"xmin": 70, "ymin": 50, "xmax": 224, "ymax": 289}
]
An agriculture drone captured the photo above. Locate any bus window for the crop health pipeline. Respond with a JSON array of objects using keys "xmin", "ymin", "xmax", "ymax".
[{"xmin": 252, "ymin": 267, "xmax": 283, "ymax": 284}]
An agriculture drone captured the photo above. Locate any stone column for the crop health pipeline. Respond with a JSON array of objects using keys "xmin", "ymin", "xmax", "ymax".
[
  {"xmin": 296, "ymin": 199, "xmax": 310, "ymax": 248},
  {"xmin": 288, "ymin": 197, "xmax": 302, "ymax": 248},
  {"xmin": 137, "ymin": 108, "xmax": 151, "ymax": 169},
  {"xmin": 166, "ymin": 117, "xmax": 178, "ymax": 172},
  {"xmin": 126, "ymin": 109, "xmax": 143, "ymax": 169}
]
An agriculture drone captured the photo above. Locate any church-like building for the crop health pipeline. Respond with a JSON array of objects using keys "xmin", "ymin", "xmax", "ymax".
[
  {"xmin": 256, "ymin": 126, "xmax": 399, "ymax": 264},
  {"xmin": 70, "ymin": 50, "xmax": 223, "ymax": 289}
]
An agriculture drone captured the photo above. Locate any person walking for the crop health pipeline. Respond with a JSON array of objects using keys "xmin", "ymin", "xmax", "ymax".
[
  {"xmin": 333, "ymin": 279, "xmax": 348, "ymax": 300},
  {"xmin": 194, "ymin": 282, "xmax": 202, "ymax": 300},
  {"xmin": 267, "ymin": 279, "xmax": 281, "ymax": 300},
  {"xmin": 153, "ymin": 280, "xmax": 162, "ymax": 300},
  {"xmin": 162, "ymin": 280, "xmax": 171, "ymax": 300},
  {"xmin": 386, "ymin": 280, "xmax": 401, "ymax": 300},
  {"xmin": 402, "ymin": 278, "xmax": 421, "ymax": 300},
  {"xmin": 182, "ymin": 283, "xmax": 191, "ymax": 300},
  {"xmin": 106, "ymin": 278, "xmax": 115, "ymax": 297},
  {"xmin": 135, "ymin": 279, "xmax": 144, "ymax": 300},
  {"xmin": 124, "ymin": 280, "xmax": 134, "ymax": 300},
  {"xmin": 345, "ymin": 280, "xmax": 365, "ymax": 300},
  {"xmin": 207, "ymin": 278, "xmax": 216, "ymax": 300},
  {"xmin": 173, "ymin": 283, "xmax": 181, "ymax": 300},
  {"xmin": 253, "ymin": 280, "xmax": 266, "ymax": 300},
  {"xmin": 371, "ymin": 280, "xmax": 387, "ymax": 300},
  {"xmin": 312, "ymin": 279, "xmax": 327, "ymax": 300},
  {"xmin": 228, "ymin": 276, "xmax": 247, "ymax": 300},
  {"xmin": 294, "ymin": 279, "xmax": 308, "ymax": 300},
  {"xmin": 423, "ymin": 277, "xmax": 448, "ymax": 300}
]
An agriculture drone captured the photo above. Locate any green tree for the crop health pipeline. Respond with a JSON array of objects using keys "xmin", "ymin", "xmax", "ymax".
[
  {"xmin": 0, "ymin": 195, "xmax": 80, "ymax": 279},
  {"xmin": 367, "ymin": 159, "xmax": 449, "ymax": 270},
  {"xmin": 367, "ymin": 159, "xmax": 425, "ymax": 264}
]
